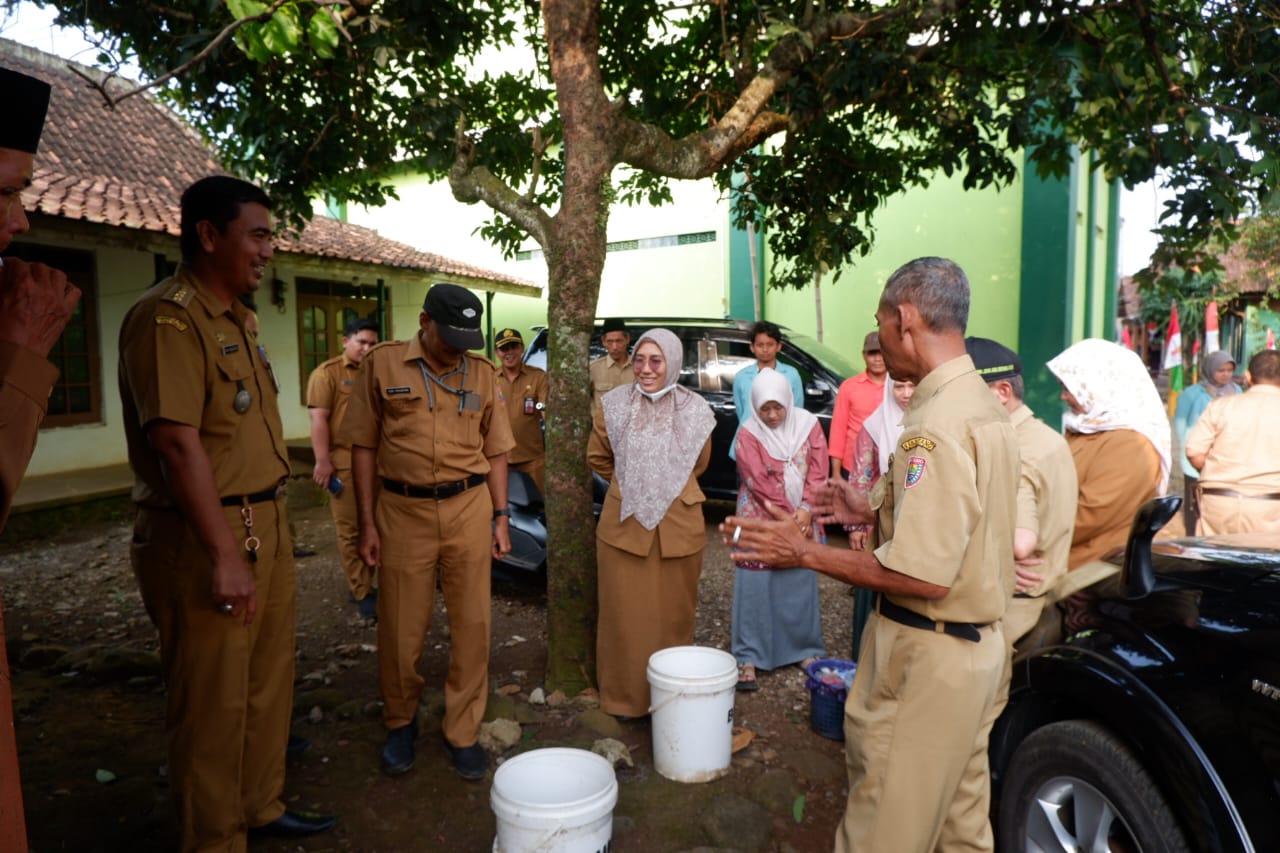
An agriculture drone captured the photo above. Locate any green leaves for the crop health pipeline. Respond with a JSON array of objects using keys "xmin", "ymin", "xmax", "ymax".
[{"xmin": 227, "ymin": 1, "xmax": 334, "ymax": 62}]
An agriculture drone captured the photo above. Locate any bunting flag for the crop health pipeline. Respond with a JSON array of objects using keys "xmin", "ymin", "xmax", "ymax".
[
  {"xmin": 1205, "ymin": 300, "xmax": 1220, "ymax": 353},
  {"xmin": 1268, "ymin": 327, "xmax": 1276, "ymax": 350},
  {"xmin": 1164, "ymin": 301, "xmax": 1183, "ymax": 416},
  {"xmin": 1190, "ymin": 338, "xmax": 1202, "ymax": 384}
]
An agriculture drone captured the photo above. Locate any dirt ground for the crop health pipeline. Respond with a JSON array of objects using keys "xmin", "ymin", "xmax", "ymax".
[{"xmin": 2, "ymin": 498, "xmax": 857, "ymax": 853}]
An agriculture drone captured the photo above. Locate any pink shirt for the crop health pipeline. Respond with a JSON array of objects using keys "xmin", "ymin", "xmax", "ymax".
[{"xmin": 829, "ymin": 372, "xmax": 886, "ymax": 468}]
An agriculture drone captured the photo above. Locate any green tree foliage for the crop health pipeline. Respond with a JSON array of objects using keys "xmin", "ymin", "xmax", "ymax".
[{"xmin": 27, "ymin": 0, "xmax": 1280, "ymax": 690}]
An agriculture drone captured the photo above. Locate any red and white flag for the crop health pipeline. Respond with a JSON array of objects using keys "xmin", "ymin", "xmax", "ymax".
[
  {"xmin": 1205, "ymin": 300, "xmax": 1220, "ymax": 353},
  {"xmin": 1268, "ymin": 327, "xmax": 1276, "ymax": 350}
]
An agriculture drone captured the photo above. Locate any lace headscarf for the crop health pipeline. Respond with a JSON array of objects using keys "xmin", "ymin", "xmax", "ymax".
[
  {"xmin": 740, "ymin": 367, "xmax": 819, "ymax": 506},
  {"xmin": 602, "ymin": 329, "xmax": 715, "ymax": 530},
  {"xmin": 1047, "ymin": 338, "xmax": 1172, "ymax": 494}
]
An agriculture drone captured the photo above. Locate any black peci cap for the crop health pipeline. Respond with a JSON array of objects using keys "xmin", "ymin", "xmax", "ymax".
[
  {"xmin": 0, "ymin": 67, "xmax": 52, "ymax": 154},
  {"xmin": 965, "ymin": 336, "xmax": 1022, "ymax": 382},
  {"xmin": 423, "ymin": 284, "xmax": 484, "ymax": 350},
  {"xmin": 601, "ymin": 317, "xmax": 629, "ymax": 336}
]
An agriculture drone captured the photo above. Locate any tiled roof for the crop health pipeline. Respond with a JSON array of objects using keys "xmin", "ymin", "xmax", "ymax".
[{"xmin": 1, "ymin": 39, "xmax": 535, "ymax": 290}]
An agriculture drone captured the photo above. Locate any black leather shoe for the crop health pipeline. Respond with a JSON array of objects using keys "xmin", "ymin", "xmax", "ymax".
[
  {"xmin": 381, "ymin": 721, "xmax": 417, "ymax": 775},
  {"xmin": 249, "ymin": 809, "xmax": 336, "ymax": 838},
  {"xmin": 443, "ymin": 738, "xmax": 488, "ymax": 780},
  {"xmin": 286, "ymin": 734, "xmax": 311, "ymax": 759}
]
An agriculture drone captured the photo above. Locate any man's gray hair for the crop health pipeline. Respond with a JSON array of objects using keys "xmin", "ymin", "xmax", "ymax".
[{"xmin": 881, "ymin": 257, "xmax": 969, "ymax": 333}]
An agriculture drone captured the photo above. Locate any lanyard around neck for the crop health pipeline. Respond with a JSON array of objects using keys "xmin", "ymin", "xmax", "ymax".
[{"xmin": 417, "ymin": 357, "xmax": 469, "ymax": 413}]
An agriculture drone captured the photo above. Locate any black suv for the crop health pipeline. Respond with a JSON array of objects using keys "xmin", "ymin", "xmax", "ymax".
[
  {"xmin": 524, "ymin": 318, "xmax": 859, "ymax": 499},
  {"xmin": 991, "ymin": 497, "xmax": 1280, "ymax": 852}
]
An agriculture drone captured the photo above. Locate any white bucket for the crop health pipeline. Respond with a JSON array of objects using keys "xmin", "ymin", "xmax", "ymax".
[
  {"xmin": 646, "ymin": 645, "xmax": 738, "ymax": 783},
  {"xmin": 491, "ymin": 747, "xmax": 618, "ymax": 853}
]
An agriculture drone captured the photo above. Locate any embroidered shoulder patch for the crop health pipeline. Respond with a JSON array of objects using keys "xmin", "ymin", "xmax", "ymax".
[
  {"xmin": 904, "ymin": 455, "xmax": 927, "ymax": 489},
  {"xmin": 900, "ymin": 436, "xmax": 936, "ymax": 452},
  {"xmin": 155, "ymin": 315, "xmax": 188, "ymax": 332}
]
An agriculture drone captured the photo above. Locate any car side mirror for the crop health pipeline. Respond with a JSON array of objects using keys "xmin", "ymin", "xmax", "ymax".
[
  {"xmin": 806, "ymin": 380, "xmax": 833, "ymax": 403},
  {"xmin": 1121, "ymin": 496, "xmax": 1182, "ymax": 599}
]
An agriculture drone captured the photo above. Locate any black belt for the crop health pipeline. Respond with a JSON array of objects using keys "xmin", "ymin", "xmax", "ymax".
[
  {"xmin": 1200, "ymin": 486, "xmax": 1280, "ymax": 501},
  {"xmin": 219, "ymin": 484, "xmax": 284, "ymax": 507},
  {"xmin": 877, "ymin": 595, "xmax": 986, "ymax": 643},
  {"xmin": 383, "ymin": 474, "xmax": 486, "ymax": 500}
]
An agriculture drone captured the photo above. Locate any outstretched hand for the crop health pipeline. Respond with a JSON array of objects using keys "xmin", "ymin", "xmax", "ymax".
[
  {"xmin": 811, "ymin": 478, "xmax": 873, "ymax": 527},
  {"xmin": 720, "ymin": 501, "xmax": 812, "ymax": 567}
]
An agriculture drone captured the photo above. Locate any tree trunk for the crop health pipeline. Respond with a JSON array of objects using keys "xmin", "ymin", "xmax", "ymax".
[{"xmin": 541, "ymin": 0, "xmax": 615, "ymax": 693}]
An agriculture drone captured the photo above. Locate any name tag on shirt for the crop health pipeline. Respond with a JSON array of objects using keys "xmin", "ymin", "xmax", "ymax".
[
  {"xmin": 461, "ymin": 390, "xmax": 481, "ymax": 412},
  {"xmin": 221, "ymin": 344, "xmax": 240, "ymax": 355},
  {"xmin": 386, "ymin": 386, "xmax": 412, "ymax": 395}
]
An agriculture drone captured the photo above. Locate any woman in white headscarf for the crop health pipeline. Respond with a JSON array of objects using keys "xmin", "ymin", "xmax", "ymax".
[
  {"xmin": 730, "ymin": 368, "xmax": 829, "ymax": 689},
  {"xmin": 588, "ymin": 328, "xmax": 716, "ymax": 720},
  {"xmin": 1047, "ymin": 338, "xmax": 1171, "ymax": 570}
]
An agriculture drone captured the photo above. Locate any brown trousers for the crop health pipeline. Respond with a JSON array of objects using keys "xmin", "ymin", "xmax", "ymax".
[
  {"xmin": 328, "ymin": 468, "xmax": 373, "ymax": 600},
  {"xmin": 512, "ymin": 457, "xmax": 545, "ymax": 496},
  {"xmin": 837, "ymin": 612, "xmax": 1006, "ymax": 853},
  {"xmin": 376, "ymin": 486, "xmax": 492, "ymax": 746},
  {"xmin": 595, "ymin": 539, "xmax": 702, "ymax": 717},
  {"xmin": 1198, "ymin": 491, "xmax": 1280, "ymax": 535},
  {"xmin": 132, "ymin": 498, "xmax": 295, "ymax": 853}
]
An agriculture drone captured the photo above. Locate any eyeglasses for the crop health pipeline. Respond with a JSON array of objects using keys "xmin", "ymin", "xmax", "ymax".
[{"xmin": 632, "ymin": 355, "xmax": 665, "ymax": 370}]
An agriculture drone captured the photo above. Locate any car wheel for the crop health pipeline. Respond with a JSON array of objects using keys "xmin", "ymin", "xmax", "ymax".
[{"xmin": 998, "ymin": 719, "xmax": 1190, "ymax": 853}]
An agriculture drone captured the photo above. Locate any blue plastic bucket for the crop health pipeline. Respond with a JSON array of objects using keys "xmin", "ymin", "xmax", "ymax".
[{"xmin": 803, "ymin": 658, "xmax": 857, "ymax": 742}]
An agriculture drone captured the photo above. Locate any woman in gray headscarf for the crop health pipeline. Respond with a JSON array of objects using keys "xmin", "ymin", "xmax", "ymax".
[
  {"xmin": 1174, "ymin": 349, "xmax": 1240, "ymax": 533},
  {"xmin": 588, "ymin": 328, "xmax": 716, "ymax": 719}
]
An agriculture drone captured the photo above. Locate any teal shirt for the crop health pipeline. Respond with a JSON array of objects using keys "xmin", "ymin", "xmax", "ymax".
[{"xmin": 1174, "ymin": 382, "xmax": 1240, "ymax": 477}]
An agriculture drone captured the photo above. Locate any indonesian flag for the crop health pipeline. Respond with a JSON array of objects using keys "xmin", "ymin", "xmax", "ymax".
[
  {"xmin": 1164, "ymin": 302, "xmax": 1183, "ymax": 415},
  {"xmin": 1269, "ymin": 328, "xmax": 1276, "ymax": 350},
  {"xmin": 1190, "ymin": 338, "xmax": 1202, "ymax": 383},
  {"xmin": 1121, "ymin": 325, "xmax": 1134, "ymax": 350},
  {"xmin": 1205, "ymin": 300, "xmax": 1220, "ymax": 353}
]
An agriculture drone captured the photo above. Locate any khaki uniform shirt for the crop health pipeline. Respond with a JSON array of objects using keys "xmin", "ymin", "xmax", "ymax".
[
  {"xmin": 590, "ymin": 355, "xmax": 634, "ymax": 413},
  {"xmin": 340, "ymin": 335, "xmax": 514, "ymax": 484},
  {"xmin": 306, "ymin": 353, "xmax": 361, "ymax": 471},
  {"xmin": 0, "ymin": 341, "xmax": 58, "ymax": 529},
  {"xmin": 1067, "ymin": 429, "xmax": 1160, "ymax": 568},
  {"xmin": 1186, "ymin": 385, "xmax": 1280, "ymax": 494},
  {"xmin": 1011, "ymin": 404, "xmax": 1077, "ymax": 596},
  {"xmin": 496, "ymin": 363, "xmax": 548, "ymax": 465},
  {"xmin": 117, "ymin": 265, "xmax": 290, "ymax": 507},
  {"xmin": 871, "ymin": 354, "xmax": 1018, "ymax": 624}
]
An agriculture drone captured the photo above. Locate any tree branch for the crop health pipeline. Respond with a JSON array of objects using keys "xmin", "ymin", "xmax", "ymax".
[
  {"xmin": 70, "ymin": 0, "xmax": 301, "ymax": 108},
  {"xmin": 449, "ymin": 117, "xmax": 553, "ymax": 248}
]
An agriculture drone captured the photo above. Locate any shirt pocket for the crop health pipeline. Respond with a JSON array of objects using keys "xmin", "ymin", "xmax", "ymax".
[
  {"xmin": 379, "ymin": 388, "xmax": 424, "ymax": 440},
  {"xmin": 215, "ymin": 352, "xmax": 254, "ymax": 416}
]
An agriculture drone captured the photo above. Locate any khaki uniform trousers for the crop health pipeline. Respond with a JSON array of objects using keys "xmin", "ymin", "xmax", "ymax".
[
  {"xmin": 376, "ymin": 485, "xmax": 492, "ymax": 746},
  {"xmin": 512, "ymin": 457, "xmax": 545, "ymax": 496},
  {"xmin": 1198, "ymin": 492, "xmax": 1280, "ymax": 535},
  {"xmin": 328, "ymin": 468, "xmax": 373, "ymax": 600},
  {"xmin": 837, "ymin": 612, "xmax": 1006, "ymax": 853},
  {"xmin": 131, "ymin": 498, "xmax": 295, "ymax": 853}
]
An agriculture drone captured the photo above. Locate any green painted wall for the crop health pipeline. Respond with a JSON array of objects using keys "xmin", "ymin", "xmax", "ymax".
[{"xmin": 760, "ymin": 167, "xmax": 1025, "ymax": 372}]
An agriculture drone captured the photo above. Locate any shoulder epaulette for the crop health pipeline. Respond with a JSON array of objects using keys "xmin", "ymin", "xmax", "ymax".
[{"xmin": 159, "ymin": 278, "xmax": 194, "ymax": 308}]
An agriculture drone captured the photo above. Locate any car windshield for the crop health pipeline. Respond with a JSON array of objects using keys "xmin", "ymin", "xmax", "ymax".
[{"xmin": 787, "ymin": 332, "xmax": 860, "ymax": 378}]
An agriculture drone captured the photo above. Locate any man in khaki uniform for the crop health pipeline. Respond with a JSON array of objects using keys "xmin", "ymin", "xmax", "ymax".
[
  {"xmin": 118, "ymin": 176, "xmax": 334, "ymax": 851},
  {"xmin": 307, "ymin": 317, "xmax": 379, "ymax": 618},
  {"xmin": 589, "ymin": 317, "xmax": 633, "ymax": 413},
  {"xmin": 728, "ymin": 257, "xmax": 1018, "ymax": 853},
  {"xmin": 967, "ymin": 336, "xmax": 1077, "ymax": 647},
  {"xmin": 1186, "ymin": 349, "xmax": 1280, "ymax": 533},
  {"xmin": 0, "ymin": 65, "xmax": 81, "ymax": 853},
  {"xmin": 341, "ymin": 283, "xmax": 514, "ymax": 780},
  {"xmin": 493, "ymin": 327, "xmax": 548, "ymax": 493}
]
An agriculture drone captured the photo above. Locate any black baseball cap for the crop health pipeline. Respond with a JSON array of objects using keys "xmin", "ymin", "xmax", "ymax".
[
  {"xmin": 0, "ymin": 67, "xmax": 51, "ymax": 154},
  {"xmin": 965, "ymin": 336, "xmax": 1022, "ymax": 381},
  {"xmin": 423, "ymin": 284, "xmax": 484, "ymax": 350},
  {"xmin": 495, "ymin": 327, "xmax": 523, "ymax": 348}
]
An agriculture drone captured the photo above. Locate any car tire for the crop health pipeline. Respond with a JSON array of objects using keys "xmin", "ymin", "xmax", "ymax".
[{"xmin": 997, "ymin": 719, "xmax": 1190, "ymax": 853}]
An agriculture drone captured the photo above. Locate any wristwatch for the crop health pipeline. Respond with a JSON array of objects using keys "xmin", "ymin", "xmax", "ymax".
[{"xmin": 493, "ymin": 507, "xmax": 511, "ymax": 519}]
